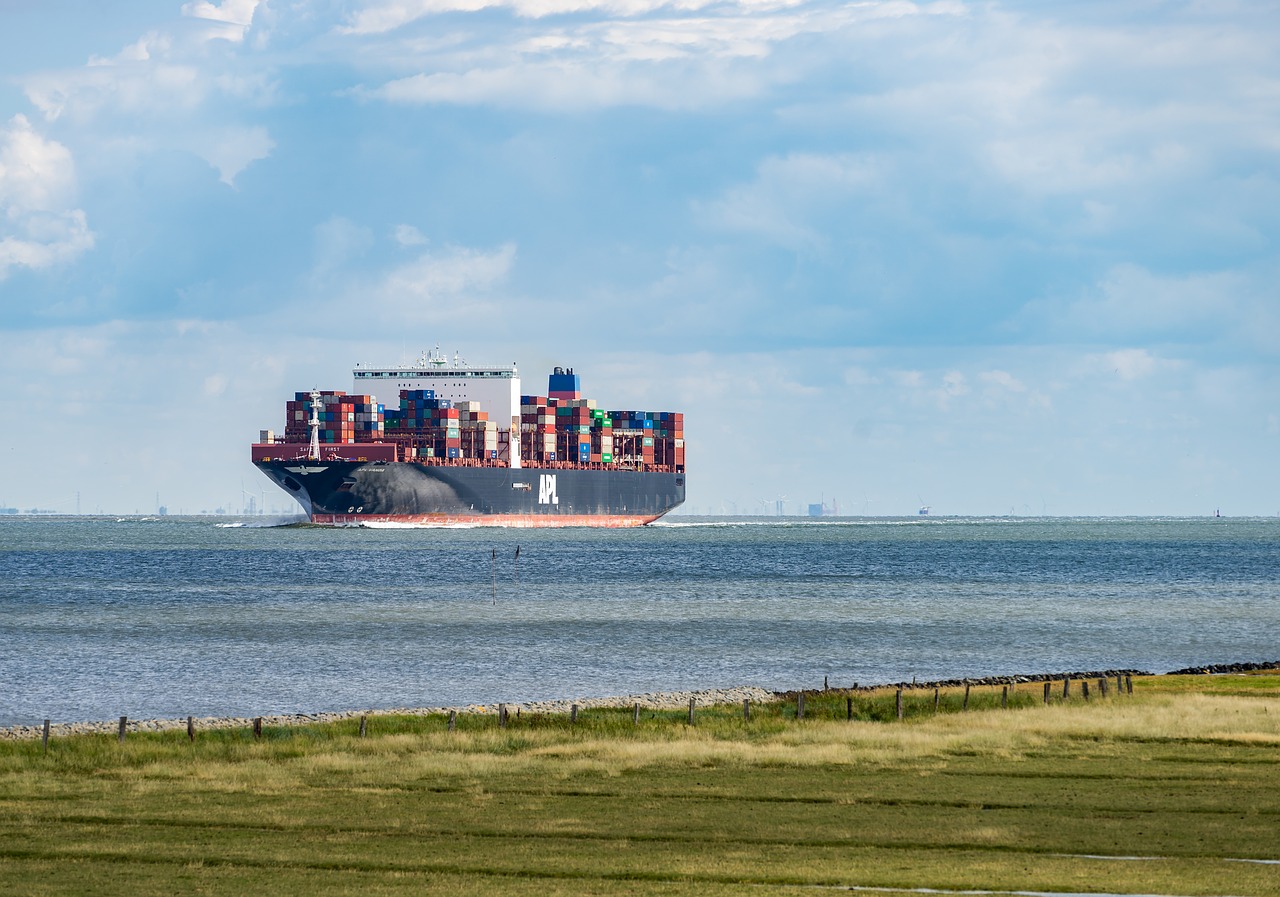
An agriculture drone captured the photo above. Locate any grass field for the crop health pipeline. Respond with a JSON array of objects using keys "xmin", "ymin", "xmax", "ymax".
[{"xmin": 3, "ymin": 675, "xmax": 1279, "ymax": 896}]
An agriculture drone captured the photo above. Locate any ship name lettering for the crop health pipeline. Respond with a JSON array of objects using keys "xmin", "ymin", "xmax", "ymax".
[{"xmin": 538, "ymin": 474, "xmax": 559, "ymax": 505}]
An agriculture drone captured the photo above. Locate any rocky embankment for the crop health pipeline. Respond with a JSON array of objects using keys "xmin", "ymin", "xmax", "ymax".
[
  {"xmin": 778, "ymin": 669, "xmax": 1152, "ymax": 698},
  {"xmin": 1165, "ymin": 660, "xmax": 1280, "ymax": 675},
  {"xmin": 0, "ymin": 685, "xmax": 775, "ymax": 741},
  {"xmin": 6, "ymin": 662, "xmax": 1279, "ymax": 741}
]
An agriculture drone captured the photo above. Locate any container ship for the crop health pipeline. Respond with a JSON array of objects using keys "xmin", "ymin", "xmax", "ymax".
[{"xmin": 250, "ymin": 349, "xmax": 685, "ymax": 526}]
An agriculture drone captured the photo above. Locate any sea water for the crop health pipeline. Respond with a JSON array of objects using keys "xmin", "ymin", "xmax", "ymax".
[{"xmin": 1, "ymin": 515, "xmax": 1277, "ymax": 726}]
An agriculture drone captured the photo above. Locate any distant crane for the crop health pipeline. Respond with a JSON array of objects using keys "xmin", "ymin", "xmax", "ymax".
[{"xmin": 241, "ymin": 483, "xmax": 265, "ymax": 516}]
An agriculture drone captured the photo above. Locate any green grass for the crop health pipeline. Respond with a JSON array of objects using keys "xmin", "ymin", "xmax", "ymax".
[{"xmin": 3, "ymin": 677, "xmax": 1280, "ymax": 896}]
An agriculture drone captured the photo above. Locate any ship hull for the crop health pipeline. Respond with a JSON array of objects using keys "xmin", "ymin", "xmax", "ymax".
[{"xmin": 254, "ymin": 459, "xmax": 685, "ymax": 527}]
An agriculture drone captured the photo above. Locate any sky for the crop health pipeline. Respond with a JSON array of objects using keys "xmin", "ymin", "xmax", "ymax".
[{"xmin": 0, "ymin": 0, "xmax": 1276, "ymax": 516}]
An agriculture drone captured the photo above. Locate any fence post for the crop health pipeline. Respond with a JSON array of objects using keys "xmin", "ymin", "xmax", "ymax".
[
  {"xmin": 847, "ymin": 696, "xmax": 853, "ymax": 721},
  {"xmin": 797, "ymin": 693, "xmax": 805, "ymax": 720},
  {"xmin": 1063, "ymin": 678, "xmax": 1071, "ymax": 699},
  {"xmin": 1082, "ymin": 681, "xmax": 1090, "ymax": 701},
  {"xmin": 42, "ymin": 719, "xmax": 50, "ymax": 753},
  {"xmin": 896, "ymin": 688, "xmax": 904, "ymax": 720},
  {"xmin": 1099, "ymin": 678, "xmax": 1108, "ymax": 698},
  {"xmin": 688, "ymin": 697, "xmax": 695, "ymax": 725},
  {"xmin": 1126, "ymin": 674, "xmax": 1133, "ymax": 695},
  {"xmin": 963, "ymin": 684, "xmax": 970, "ymax": 711},
  {"xmin": 1043, "ymin": 681, "xmax": 1051, "ymax": 704},
  {"xmin": 1002, "ymin": 685, "xmax": 1008, "ymax": 709},
  {"xmin": 633, "ymin": 702, "xmax": 640, "ymax": 725},
  {"xmin": 118, "ymin": 716, "xmax": 127, "ymax": 743},
  {"xmin": 359, "ymin": 715, "xmax": 367, "ymax": 737},
  {"xmin": 1116, "ymin": 674, "xmax": 1123, "ymax": 695},
  {"xmin": 934, "ymin": 688, "xmax": 940, "ymax": 712},
  {"xmin": 448, "ymin": 710, "xmax": 456, "ymax": 732},
  {"xmin": 570, "ymin": 704, "xmax": 578, "ymax": 724},
  {"xmin": 743, "ymin": 699, "xmax": 750, "ymax": 722},
  {"xmin": 253, "ymin": 717, "xmax": 263, "ymax": 739},
  {"xmin": 187, "ymin": 716, "xmax": 195, "ymax": 742},
  {"xmin": 499, "ymin": 704, "xmax": 508, "ymax": 728}
]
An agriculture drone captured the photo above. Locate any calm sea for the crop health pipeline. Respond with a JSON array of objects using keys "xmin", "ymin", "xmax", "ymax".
[{"xmin": 1, "ymin": 515, "xmax": 1277, "ymax": 726}]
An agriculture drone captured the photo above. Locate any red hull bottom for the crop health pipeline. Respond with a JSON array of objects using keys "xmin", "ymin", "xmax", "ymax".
[{"xmin": 310, "ymin": 512, "xmax": 663, "ymax": 528}]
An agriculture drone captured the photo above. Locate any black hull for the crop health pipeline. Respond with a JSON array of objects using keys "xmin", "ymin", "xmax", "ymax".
[{"xmin": 254, "ymin": 461, "xmax": 685, "ymax": 527}]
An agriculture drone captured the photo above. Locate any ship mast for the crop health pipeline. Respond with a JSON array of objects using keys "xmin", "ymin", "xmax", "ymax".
[{"xmin": 308, "ymin": 388, "xmax": 322, "ymax": 461}]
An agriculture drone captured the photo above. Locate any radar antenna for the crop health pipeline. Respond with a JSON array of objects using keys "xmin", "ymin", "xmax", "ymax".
[{"xmin": 308, "ymin": 389, "xmax": 322, "ymax": 462}]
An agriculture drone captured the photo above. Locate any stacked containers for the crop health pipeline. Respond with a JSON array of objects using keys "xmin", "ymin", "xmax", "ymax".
[
  {"xmin": 283, "ymin": 391, "xmax": 385, "ymax": 445},
  {"xmin": 520, "ymin": 394, "xmax": 558, "ymax": 462},
  {"xmin": 383, "ymin": 388, "xmax": 460, "ymax": 459},
  {"xmin": 457, "ymin": 400, "xmax": 499, "ymax": 460},
  {"xmin": 278, "ymin": 372, "xmax": 684, "ymax": 472}
]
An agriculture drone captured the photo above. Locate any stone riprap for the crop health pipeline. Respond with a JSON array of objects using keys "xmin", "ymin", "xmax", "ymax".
[{"xmin": 0, "ymin": 685, "xmax": 776, "ymax": 741}]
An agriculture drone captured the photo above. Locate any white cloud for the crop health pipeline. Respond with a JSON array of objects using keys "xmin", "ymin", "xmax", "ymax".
[
  {"xmin": 1099, "ymin": 348, "xmax": 1159, "ymax": 382},
  {"xmin": 191, "ymin": 125, "xmax": 276, "ymax": 185},
  {"xmin": 1018, "ymin": 264, "xmax": 1246, "ymax": 344},
  {"xmin": 312, "ymin": 242, "xmax": 520, "ymax": 330},
  {"xmin": 23, "ymin": 22, "xmax": 278, "ymax": 186},
  {"xmin": 298, "ymin": 238, "xmax": 519, "ymax": 333},
  {"xmin": 978, "ymin": 369, "xmax": 1025, "ymax": 393},
  {"xmin": 357, "ymin": 1, "xmax": 956, "ymax": 109},
  {"xmin": 0, "ymin": 115, "xmax": 94, "ymax": 280},
  {"xmin": 932, "ymin": 370, "xmax": 969, "ymax": 410},
  {"xmin": 182, "ymin": 0, "xmax": 264, "ymax": 43},
  {"xmin": 383, "ymin": 243, "xmax": 516, "ymax": 300},
  {"xmin": 341, "ymin": 0, "xmax": 814, "ymax": 34},
  {"xmin": 699, "ymin": 152, "xmax": 881, "ymax": 250},
  {"xmin": 394, "ymin": 224, "xmax": 429, "ymax": 246}
]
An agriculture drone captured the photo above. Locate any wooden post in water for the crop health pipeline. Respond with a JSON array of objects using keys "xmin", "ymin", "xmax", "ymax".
[
  {"xmin": 187, "ymin": 716, "xmax": 195, "ymax": 742},
  {"xmin": 688, "ymin": 697, "xmax": 696, "ymax": 725},
  {"xmin": 42, "ymin": 719, "xmax": 50, "ymax": 753},
  {"xmin": 448, "ymin": 710, "xmax": 456, "ymax": 732},
  {"xmin": 796, "ymin": 693, "xmax": 805, "ymax": 720},
  {"xmin": 1082, "ymin": 681, "xmax": 1090, "ymax": 701},
  {"xmin": 847, "ymin": 696, "xmax": 853, "ymax": 721},
  {"xmin": 118, "ymin": 716, "xmax": 127, "ymax": 743},
  {"xmin": 896, "ymin": 688, "xmax": 904, "ymax": 720},
  {"xmin": 1001, "ymin": 685, "xmax": 1008, "ymax": 709},
  {"xmin": 963, "ymin": 684, "xmax": 970, "ymax": 711},
  {"xmin": 570, "ymin": 704, "xmax": 578, "ymax": 724},
  {"xmin": 359, "ymin": 715, "xmax": 367, "ymax": 737},
  {"xmin": 1043, "ymin": 681, "xmax": 1051, "ymax": 704},
  {"xmin": 253, "ymin": 717, "xmax": 263, "ymax": 739},
  {"xmin": 743, "ymin": 699, "xmax": 750, "ymax": 722}
]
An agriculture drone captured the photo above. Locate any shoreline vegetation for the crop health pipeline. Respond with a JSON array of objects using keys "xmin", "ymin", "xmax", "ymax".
[
  {"xmin": 5, "ymin": 660, "xmax": 1277, "ymax": 741},
  {"xmin": 3, "ymin": 666, "xmax": 1278, "ymax": 896}
]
